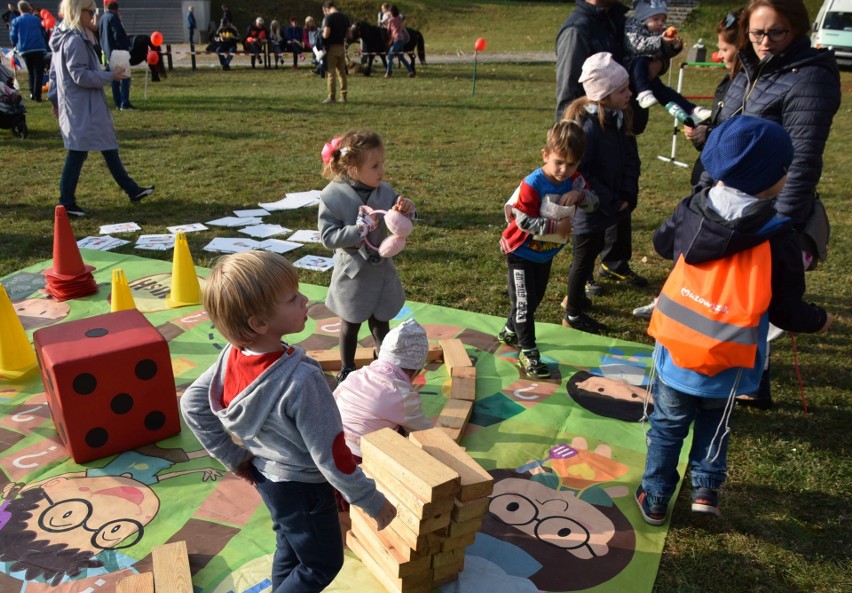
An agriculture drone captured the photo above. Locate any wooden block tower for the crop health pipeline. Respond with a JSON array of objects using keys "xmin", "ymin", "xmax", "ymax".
[
  {"xmin": 436, "ymin": 339, "xmax": 476, "ymax": 442},
  {"xmin": 350, "ymin": 427, "xmax": 494, "ymax": 592}
]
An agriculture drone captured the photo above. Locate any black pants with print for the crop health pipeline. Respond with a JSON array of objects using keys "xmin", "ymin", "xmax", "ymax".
[
  {"xmin": 567, "ymin": 232, "xmax": 606, "ymax": 316},
  {"xmin": 505, "ymin": 253, "xmax": 552, "ymax": 352}
]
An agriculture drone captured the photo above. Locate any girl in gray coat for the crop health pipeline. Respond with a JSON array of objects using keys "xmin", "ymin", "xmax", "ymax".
[
  {"xmin": 47, "ymin": 0, "xmax": 152, "ymax": 217},
  {"xmin": 318, "ymin": 130, "xmax": 415, "ymax": 383}
]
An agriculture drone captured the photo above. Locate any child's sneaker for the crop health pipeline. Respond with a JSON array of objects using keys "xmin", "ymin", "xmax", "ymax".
[
  {"xmin": 691, "ymin": 487, "xmax": 721, "ymax": 517},
  {"xmin": 562, "ymin": 313, "xmax": 607, "ymax": 335},
  {"xmin": 691, "ymin": 106, "xmax": 713, "ymax": 124},
  {"xmin": 635, "ymin": 485, "xmax": 667, "ymax": 525},
  {"xmin": 637, "ymin": 90, "xmax": 658, "ymax": 109},
  {"xmin": 584, "ymin": 280, "xmax": 603, "ymax": 297},
  {"xmin": 336, "ymin": 367, "xmax": 354, "ymax": 383},
  {"xmin": 519, "ymin": 348, "xmax": 551, "ymax": 378},
  {"xmin": 497, "ymin": 326, "xmax": 519, "ymax": 348},
  {"xmin": 632, "ymin": 298, "xmax": 658, "ymax": 319}
]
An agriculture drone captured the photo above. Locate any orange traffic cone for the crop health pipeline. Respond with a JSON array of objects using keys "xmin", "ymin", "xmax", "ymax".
[
  {"xmin": 43, "ymin": 206, "xmax": 97, "ymax": 301},
  {"xmin": 0, "ymin": 284, "xmax": 38, "ymax": 380},
  {"xmin": 165, "ymin": 232, "xmax": 202, "ymax": 308},
  {"xmin": 110, "ymin": 268, "xmax": 136, "ymax": 312}
]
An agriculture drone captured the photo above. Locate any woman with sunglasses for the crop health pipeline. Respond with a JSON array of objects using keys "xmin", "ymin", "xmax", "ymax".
[
  {"xmin": 47, "ymin": 0, "xmax": 153, "ymax": 216},
  {"xmin": 701, "ymin": 0, "xmax": 840, "ymax": 410},
  {"xmin": 683, "ymin": 10, "xmax": 743, "ymax": 186}
]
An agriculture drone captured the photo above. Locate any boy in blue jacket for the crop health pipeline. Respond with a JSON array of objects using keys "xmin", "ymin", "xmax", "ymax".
[
  {"xmin": 636, "ymin": 116, "xmax": 832, "ymax": 524},
  {"xmin": 181, "ymin": 251, "xmax": 395, "ymax": 592}
]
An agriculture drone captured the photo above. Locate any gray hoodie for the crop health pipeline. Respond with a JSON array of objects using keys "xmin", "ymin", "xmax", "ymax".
[
  {"xmin": 48, "ymin": 24, "xmax": 118, "ymax": 151},
  {"xmin": 180, "ymin": 344, "xmax": 387, "ymax": 518}
]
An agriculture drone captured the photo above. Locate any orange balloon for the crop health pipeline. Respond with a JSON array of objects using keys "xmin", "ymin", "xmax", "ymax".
[
  {"xmin": 150, "ymin": 31, "xmax": 163, "ymax": 46},
  {"xmin": 146, "ymin": 50, "xmax": 160, "ymax": 65},
  {"xmin": 474, "ymin": 37, "xmax": 486, "ymax": 52}
]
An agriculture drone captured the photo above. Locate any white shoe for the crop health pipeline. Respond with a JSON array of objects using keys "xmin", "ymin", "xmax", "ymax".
[
  {"xmin": 637, "ymin": 90, "xmax": 658, "ymax": 109},
  {"xmin": 691, "ymin": 106, "xmax": 712, "ymax": 123},
  {"xmin": 632, "ymin": 298, "xmax": 658, "ymax": 319}
]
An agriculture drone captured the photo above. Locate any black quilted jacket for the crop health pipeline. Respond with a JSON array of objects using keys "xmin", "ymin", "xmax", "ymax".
[{"xmin": 714, "ymin": 37, "xmax": 840, "ymax": 226}]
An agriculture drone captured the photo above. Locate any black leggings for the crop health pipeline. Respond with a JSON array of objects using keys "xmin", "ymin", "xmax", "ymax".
[{"xmin": 339, "ymin": 316, "xmax": 390, "ymax": 369}]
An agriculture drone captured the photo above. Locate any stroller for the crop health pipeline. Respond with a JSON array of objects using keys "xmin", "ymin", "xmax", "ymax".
[{"xmin": 0, "ymin": 51, "xmax": 27, "ymax": 138}]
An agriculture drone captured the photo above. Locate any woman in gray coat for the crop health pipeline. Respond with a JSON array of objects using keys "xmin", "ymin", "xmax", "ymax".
[{"xmin": 47, "ymin": 0, "xmax": 152, "ymax": 217}]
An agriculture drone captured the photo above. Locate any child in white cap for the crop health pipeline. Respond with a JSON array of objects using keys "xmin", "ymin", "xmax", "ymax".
[
  {"xmin": 625, "ymin": 0, "xmax": 711, "ymax": 125},
  {"xmin": 333, "ymin": 318, "xmax": 432, "ymax": 460}
]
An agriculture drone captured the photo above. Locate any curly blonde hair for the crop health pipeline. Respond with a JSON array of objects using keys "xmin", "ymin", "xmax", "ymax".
[{"xmin": 321, "ymin": 130, "xmax": 384, "ymax": 180}]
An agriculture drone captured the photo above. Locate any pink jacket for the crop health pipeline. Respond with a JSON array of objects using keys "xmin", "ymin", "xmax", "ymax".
[{"xmin": 333, "ymin": 360, "xmax": 431, "ymax": 457}]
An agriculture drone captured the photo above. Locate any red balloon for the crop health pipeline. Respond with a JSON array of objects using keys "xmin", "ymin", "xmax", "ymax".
[
  {"xmin": 40, "ymin": 9, "xmax": 48, "ymax": 17},
  {"xmin": 474, "ymin": 37, "xmax": 487, "ymax": 52},
  {"xmin": 150, "ymin": 31, "xmax": 163, "ymax": 46},
  {"xmin": 146, "ymin": 50, "xmax": 160, "ymax": 65},
  {"xmin": 44, "ymin": 16, "xmax": 55, "ymax": 29},
  {"xmin": 246, "ymin": 36, "xmax": 255, "ymax": 44},
  {"xmin": 711, "ymin": 51, "xmax": 723, "ymax": 63}
]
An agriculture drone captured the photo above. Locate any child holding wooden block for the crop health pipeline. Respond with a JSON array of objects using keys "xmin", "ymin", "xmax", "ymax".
[
  {"xmin": 334, "ymin": 318, "xmax": 432, "ymax": 459},
  {"xmin": 180, "ymin": 251, "xmax": 395, "ymax": 593}
]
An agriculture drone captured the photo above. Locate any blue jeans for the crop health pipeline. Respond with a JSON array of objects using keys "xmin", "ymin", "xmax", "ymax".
[
  {"xmin": 386, "ymin": 39, "xmax": 412, "ymax": 75},
  {"xmin": 105, "ymin": 64, "xmax": 131, "ymax": 108},
  {"xmin": 252, "ymin": 470, "xmax": 344, "ymax": 593},
  {"xmin": 641, "ymin": 376, "xmax": 731, "ymax": 507},
  {"xmin": 59, "ymin": 149, "xmax": 142, "ymax": 206}
]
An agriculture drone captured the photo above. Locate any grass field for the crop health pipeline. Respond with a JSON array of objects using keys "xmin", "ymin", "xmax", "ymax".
[{"xmin": 1, "ymin": 2, "xmax": 850, "ymax": 592}]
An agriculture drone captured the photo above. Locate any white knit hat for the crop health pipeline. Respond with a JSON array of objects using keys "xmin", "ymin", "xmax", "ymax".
[
  {"xmin": 578, "ymin": 52, "xmax": 630, "ymax": 101},
  {"xmin": 379, "ymin": 319, "xmax": 429, "ymax": 371}
]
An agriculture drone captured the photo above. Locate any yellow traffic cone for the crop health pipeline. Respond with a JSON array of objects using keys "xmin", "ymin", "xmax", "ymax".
[
  {"xmin": 0, "ymin": 284, "xmax": 38, "ymax": 380},
  {"xmin": 165, "ymin": 232, "xmax": 202, "ymax": 308},
  {"xmin": 110, "ymin": 268, "xmax": 137, "ymax": 312}
]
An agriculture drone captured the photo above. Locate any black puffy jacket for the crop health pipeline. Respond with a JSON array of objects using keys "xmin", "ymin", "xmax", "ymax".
[{"xmin": 714, "ymin": 38, "xmax": 840, "ymax": 225}]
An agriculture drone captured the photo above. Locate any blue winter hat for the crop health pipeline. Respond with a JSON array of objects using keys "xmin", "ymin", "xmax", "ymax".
[
  {"xmin": 633, "ymin": 0, "xmax": 668, "ymax": 23},
  {"xmin": 701, "ymin": 115, "xmax": 794, "ymax": 195}
]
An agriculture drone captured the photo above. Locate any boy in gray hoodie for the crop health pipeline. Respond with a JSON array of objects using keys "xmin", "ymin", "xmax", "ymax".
[{"xmin": 180, "ymin": 251, "xmax": 395, "ymax": 593}]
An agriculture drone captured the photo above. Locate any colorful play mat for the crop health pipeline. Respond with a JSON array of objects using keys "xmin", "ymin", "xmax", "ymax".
[{"xmin": 0, "ymin": 250, "xmax": 686, "ymax": 593}]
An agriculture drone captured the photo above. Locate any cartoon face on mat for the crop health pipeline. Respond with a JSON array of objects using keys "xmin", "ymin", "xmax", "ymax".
[
  {"xmin": 0, "ymin": 475, "xmax": 159, "ymax": 585},
  {"xmin": 482, "ymin": 469, "xmax": 635, "ymax": 591}
]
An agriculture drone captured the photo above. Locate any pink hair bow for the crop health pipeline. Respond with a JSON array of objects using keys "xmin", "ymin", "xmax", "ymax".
[{"xmin": 321, "ymin": 136, "xmax": 342, "ymax": 165}]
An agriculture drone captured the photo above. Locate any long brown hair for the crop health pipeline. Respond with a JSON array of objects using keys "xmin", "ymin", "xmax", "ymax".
[{"xmin": 738, "ymin": 0, "xmax": 811, "ymax": 53}]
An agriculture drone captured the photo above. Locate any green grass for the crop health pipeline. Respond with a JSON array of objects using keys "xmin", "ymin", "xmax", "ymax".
[{"xmin": 2, "ymin": 2, "xmax": 850, "ymax": 592}]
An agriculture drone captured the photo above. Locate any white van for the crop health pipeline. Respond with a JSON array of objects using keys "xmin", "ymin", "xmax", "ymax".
[{"xmin": 812, "ymin": 0, "xmax": 852, "ymax": 66}]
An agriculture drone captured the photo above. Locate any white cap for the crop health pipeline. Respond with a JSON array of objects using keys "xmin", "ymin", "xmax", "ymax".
[{"xmin": 379, "ymin": 319, "xmax": 428, "ymax": 371}]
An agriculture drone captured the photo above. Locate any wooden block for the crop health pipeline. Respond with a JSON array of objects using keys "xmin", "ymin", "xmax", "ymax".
[
  {"xmin": 450, "ymin": 366, "xmax": 477, "ymax": 401},
  {"xmin": 440, "ymin": 530, "xmax": 478, "ymax": 552},
  {"xmin": 439, "ymin": 339, "xmax": 472, "ymax": 375},
  {"xmin": 306, "ymin": 347, "xmax": 375, "ymax": 371},
  {"xmin": 432, "ymin": 573, "xmax": 461, "ymax": 588},
  {"xmin": 435, "ymin": 399, "xmax": 474, "ymax": 444},
  {"xmin": 451, "ymin": 497, "xmax": 491, "ymax": 523},
  {"xmin": 350, "ymin": 507, "xmax": 429, "ymax": 563},
  {"xmin": 362, "ymin": 465, "xmax": 452, "ymax": 534},
  {"xmin": 361, "ymin": 428, "xmax": 460, "ymax": 502},
  {"xmin": 363, "ymin": 463, "xmax": 455, "ymax": 519},
  {"xmin": 439, "ymin": 425, "xmax": 463, "ymax": 443},
  {"xmin": 432, "ymin": 558, "xmax": 465, "ymax": 583},
  {"xmin": 350, "ymin": 520, "xmax": 432, "ymax": 578},
  {"xmin": 408, "ymin": 428, "xmax": 494, "ymax": 502},
  {"xmin": 152, "ymin": 540, "xmax": 192, "ymax": 593},
  {"xmin": 116, "ymin": 573, "xmax": 154, "ymax": 593},
  {"xmin": 426, "ymin": 342, "xmax": 443, "ymax": 361},
  {"xmin": 431, "ymin": 547, "xmax": 466, "ymax": 569},
  {"xmin": 347, "ymin": 530, "xmax": 434, "ymax": 593},
  {"xmin": 448, "ymin": 516, "xmax": 484, "ymax": 538},
  {"xmin": 352, "ymin": 506, "xmax": 444, "ymax": 554}
]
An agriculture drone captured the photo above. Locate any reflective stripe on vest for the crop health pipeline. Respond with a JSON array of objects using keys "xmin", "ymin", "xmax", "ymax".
[{"xmin": 648, "ymin": 242, "xmax": 772, "ymax": 376}]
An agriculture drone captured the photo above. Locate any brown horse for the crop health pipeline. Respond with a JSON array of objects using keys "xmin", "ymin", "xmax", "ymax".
[{"xmin": 348, "ymin": 21, "xmax": 426, "ymax": 76}]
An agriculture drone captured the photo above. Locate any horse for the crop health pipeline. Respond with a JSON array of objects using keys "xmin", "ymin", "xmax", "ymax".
[{"xmin": 348, "ymin": 21, "xmax": 426, "ymax": 76}]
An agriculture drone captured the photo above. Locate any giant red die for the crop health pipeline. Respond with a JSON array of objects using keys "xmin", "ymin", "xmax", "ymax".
[{"xmin": 33, "ymin": 309, "xmax": 180, "ymax": 463}]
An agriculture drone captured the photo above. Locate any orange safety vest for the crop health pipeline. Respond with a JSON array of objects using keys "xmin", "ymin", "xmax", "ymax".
[{"xmin": 648, "ymin": 242, "xmax": 772, "ymax": 376}]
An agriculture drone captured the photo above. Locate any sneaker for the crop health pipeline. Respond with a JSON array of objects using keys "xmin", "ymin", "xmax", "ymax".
[
  {"xmin": 408, "ymin": 71, "xmax": 415, "ymax": 78},
  {"xmin": 518, "ymin": 349, "xmax": 551, "ymax": 378},
  {"xmin": 562, "ymin": 313, "xmax": 607, "ymax": 335},
  {"xmin": 321, "ymin": 97, "xmax": 337, "ymax": 104},
  {"xmin": 599, "ymin": 263, "xmax": 648, "ymax": 287},
  {"xmin": 584, "ymin": 281, "xmax": 603, "ymax": 297},
  {"xmin": 131, "ymin": 185, "xmax": 154, "ymax": 203},
  {"xmin": 62, "ymin": 202, "xmax": 88, "ymax": 217},
  {"xmin": 120, "ymin": 103, "xmax": 137, "ymax": 111},
  {"xmin": 497, "ymin": 327, "xmax": 519, "ymax": 348},
  {"xmin": 632, "ymin": 298, "xmax": 658, "ymax": 319},
  {"xmin": 635, "ymin": 485, "xmax": 667, "ymax": 525},
  {"xmin": 336, "ymin": 367, "xmax": 354, "ymax": 383},
  {"xmin": 691, "ymin": 487, "xmax": 720, "ymax": 517},
  {"xmin": 691, "ymin": 106, "xmax": 712, "ymax": 123},
  {"xmin": 637, "ymin": 90, "xmax": 658, "ymax": 109}
]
